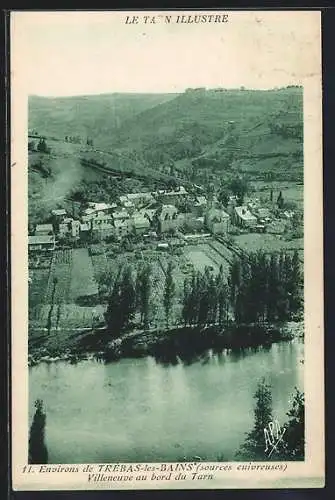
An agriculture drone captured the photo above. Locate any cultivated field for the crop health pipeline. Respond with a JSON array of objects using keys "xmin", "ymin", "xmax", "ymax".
[
  {"xmin": 29, "ymin": 248, "xmax": 101, "ymax": 331},
  {"xmin": 232, "ymin": 233, "xmax": 303, "ymax": 255},
  {"xmin": 251, "ymin": 181, "xmax": 303, "ymax": 209},
  {"xmin": 69, "ymin": 248, "xmax": 99, "ymax": 301},
  {"xmin": 32, "ymin": 303, "xmax": 105, "ymax": 329},
  {"xmin": 30, "ymin": 234, "xmax": 290, "ymax": 333},
  {"xmin": 183, "ymin": 247, "xmax": 220, "ymax": 273}
]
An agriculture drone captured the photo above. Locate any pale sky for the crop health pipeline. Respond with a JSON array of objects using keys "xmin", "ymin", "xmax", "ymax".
[{"xmin": 11, "ymin": 10, "xmax": 321, "ymax": 97}]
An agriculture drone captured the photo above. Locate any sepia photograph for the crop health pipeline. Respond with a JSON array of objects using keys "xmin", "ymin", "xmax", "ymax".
[{"xmin": 11, "ymin": 10, "xmax": 324, "ymax": 490}]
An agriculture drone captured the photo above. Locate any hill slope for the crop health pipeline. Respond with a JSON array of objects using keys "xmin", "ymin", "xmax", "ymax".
[
  {"xmin": 29, "ymin": 92, "xmax": 178, "ymax": 149},
  {"xmin": 28, "ymin": 87, "xmax": 304, "ymax": 221}
]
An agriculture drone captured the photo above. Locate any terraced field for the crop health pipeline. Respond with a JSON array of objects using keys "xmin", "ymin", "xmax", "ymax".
[
  {"xmin": 69, "ymin": 248, "xmax": 98, "ymax": 301},
  {"xmin": 29, "ymin": 239, "xmax": 237, "ymax": 331}
]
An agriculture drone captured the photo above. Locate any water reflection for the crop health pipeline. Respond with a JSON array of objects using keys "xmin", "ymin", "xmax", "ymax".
[{"xmin": 29, "ymin": 340, "xmax": 304, "ymax": 464}]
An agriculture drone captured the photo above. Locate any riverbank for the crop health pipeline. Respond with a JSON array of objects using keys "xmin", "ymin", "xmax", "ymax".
[{"xmin": 28, "ymin": 320, "xmax": 303, "ymax": 367}]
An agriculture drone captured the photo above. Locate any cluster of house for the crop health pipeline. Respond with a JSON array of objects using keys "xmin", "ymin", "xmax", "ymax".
[{"xmin": 28, "ymin": 186, "xmax": 276, "ymax": 252}]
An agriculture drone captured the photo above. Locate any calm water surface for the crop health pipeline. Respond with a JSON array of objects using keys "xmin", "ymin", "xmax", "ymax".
[{"xmin": 29, "ymin": 340, "xmax": 304, "ymax": 463}]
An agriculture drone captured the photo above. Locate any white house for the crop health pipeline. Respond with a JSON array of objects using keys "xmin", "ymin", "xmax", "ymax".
[
  {"xmin": 205, "ymin": 209, "xmax": 230, "ymax": 234},
  {"xmin": 233, "ymin": 206, "xmax": 257, "ymax": 229}
]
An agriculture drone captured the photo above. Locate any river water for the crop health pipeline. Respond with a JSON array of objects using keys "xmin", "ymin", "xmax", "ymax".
[{"xmin": 29, "ymin": 339, "xmax": 304, "ymax": 463}]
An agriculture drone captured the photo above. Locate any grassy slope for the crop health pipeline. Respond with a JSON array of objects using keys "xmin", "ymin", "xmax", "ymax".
[
  {"xmin": 29, "ymin": 93, "xmax": 178, "ymax": 149},
  {"xmin": 111, "ymin": 88, "xmax": 302, "ymax": 145},
  {"xmin": 110, "ymin": 87, "xmax": 303, "ymax": 180}
]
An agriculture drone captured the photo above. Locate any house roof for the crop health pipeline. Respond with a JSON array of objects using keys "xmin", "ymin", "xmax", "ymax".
[
  {"xmin": 127, "ymin": 192, "xmax": 153, "ymax": 200},
  {"xmin": 133, "ymin": 216, "xmax": 150, "ymax": 228},
  {"xmin": 51, "ymin": 209, "xmax": 66, "ymax": 216},
  {"xmin": 35, "ymin": 224, "xmax": 53, "ymax": 232},
  {"xmin": 87, "ymin": 202, "xmax": 115, "ymax": 211},
  {"xmin": 161, "ymin": 204, "xmax": 177, "ymax": 215},
  {"xmin": 137, "ymin": 209, "xmax": 155, "ymax": 219},
  {"xmin": 113, "ymin": 210, "xmax": 130, "ymax": 220},
  {"xmin": 84, "ymin": 208, "xmax": 96, "ymax": 215},
  {"xmin": 94, "ymin": 214, "xmax": 113, "ymax": 221},
  {"xmin": 82, "ymin": 214, "xmax": 93, "ymax": 222},
  {"xmin": 235, "ymin": 206, "xmax": 257, "ymax": 221},
  {"xmin": 207, "ymin": 209, "xmax": 230, "ymax": 221},
  {"xmin": 257, "ymin": 208, "xmax": 271, "ymax": 218},
  {"xmin": 196, "ymin": 196, "xmax": 207, "ymax": 205},
  {"xmin": 29, "ymin": 235, "xmax": 55, "ymax": 245},
  {"xmin": 114, "ymin": 219, "xmax": 129, "ymax": 228},
  {"xmin": 159, "ymin": 186, "xmax": 188, "ymax": 196}
]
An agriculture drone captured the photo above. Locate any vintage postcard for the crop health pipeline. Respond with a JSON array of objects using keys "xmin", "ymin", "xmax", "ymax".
[{"xmin": 11, "ymin": 10, "xmax": 324, "ymax": 490}]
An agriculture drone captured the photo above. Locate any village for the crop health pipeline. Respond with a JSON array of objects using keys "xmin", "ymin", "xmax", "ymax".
[
  {"xmin": 28, "ymin": 184, "xmax": 297, "ymax": 253},
  {"xmin": 28, "ymin": 181, "xmax": 303, "ymax": 337}
]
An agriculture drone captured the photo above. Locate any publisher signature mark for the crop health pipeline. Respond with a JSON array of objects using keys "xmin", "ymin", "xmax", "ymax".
[{"xmin": 264, "ymin": 420, "xmax": 286, "ymax": 458}]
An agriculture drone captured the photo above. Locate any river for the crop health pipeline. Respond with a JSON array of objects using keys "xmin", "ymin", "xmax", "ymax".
[{"xmin": 29, "ymin": 339, "xmax": 304, "ymax": 463}]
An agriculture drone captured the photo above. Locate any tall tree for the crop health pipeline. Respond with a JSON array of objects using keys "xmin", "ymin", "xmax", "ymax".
[
  {"xmin": 181, "ymin": 278, "xmax": 192, "ymax": 327},
  {"xmin": 29, "ymin": 399, "xmax": 48, "ymax": 464},
  {"xmin": 37, "ymin": 137, "xmax": 50, "ymax": 154},
  {"xmin": 105, "ymin": 266, "xmax": 136, "ymax": 336},
  {"xmin": 198, "ymin": 270, "xmax": 210, "ymax": 326},
  {"xmin": 119, "ymin": 266, "xmax": 136, "ymax": 330},
  {"xmin": 277, "ymin": 191, "xmax": 284, "ymax": 209},
  {"xmin": 289, "ymin": 250, "xmax": 303, "ymax": 315},
  {"xmin": 137, "ymin": 264, "xmax": 151, "ymax": 329},
  {"xmin": 237, "ymin": 378, "xmax": 273, "ymax": 460},
  {"xmin": 267, "ymin": 254, "xmax": 280, "ymax": 322},
  {"xmin": 105, "ymin": 276, "xmax": 123, "ymax": 336},
  {"xmin": 216, "ymin": 265, "xmax": 228, "ymax": 326},
  {"xmin": 281, "ymin": 388, "xmax": 305, "ymax": 460},
  {"xmin": 229, "ymin": 257, "xmax": 242, "ymax": 311},
  {"xmin": 163, "ymin": 261, "xmax": 175, "ymax": 328},
  {"xmin": 230, "ymin": 176, "xmax": 248, "ymax": 205}
]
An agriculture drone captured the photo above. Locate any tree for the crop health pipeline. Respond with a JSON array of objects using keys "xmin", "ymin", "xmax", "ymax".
[
  {"xmin": 119, "ymin": 266, "xmax": 136, "ymax": 330},
  {"xmin": 207, "ymin": 273, "xmax": 218, "ymax": 324},
  {"xmin": 37, "ymin": 138, "xmax": 50, "ymax": 154},
  {"xmin": 237, "ymin": 378, "xmax": 273, "ymax": 460},
  {"xmin": 136, "ymin": 264, "xmax": 151, "ymax": 329},
  {"xmin": 277, "ymin": 191, "xmax": 284, "ymax": 209},
  {"xmin": 230, "ymin": 176, "xmax": 248, "ymax": 205},
  {"xmin": 163, "ymin": 262, "xmax": 175, "ymax": 328},
  {"xmin": 189, "ymin": 272, "xmax": 199, "ymax": 326},
  {"xmin": 105, "ymin": 277, "xmax": 123, "ymax": 336},
  {"xmin": 181, "ymin": 278, "xmax": 191, "ymax": 326},
  {"xmin": 216, "ymin": 265, "xmax": 228, "ymax": 326},
  {"xmin": 281, "ymin": 388, "xmax": 305, "ymax": 460},
  {"xmin": 28, "ymin": 399, "xmax": 48, "ymax": 464},
  {"xmin": 218, "ymin": 186, "xmax": 230, "ymax": 207},
  {"xmin": 289, "ymin": 250, "xmax": 303, "ymax": 315},
  {"xmin": 267, "ymin": 254, "xmax": 280, "ymax": 322},
  {"xmin": 198, "ymin": 271, "xmax": 211, "ymax": 326},
  {"xmin": 229, "ymin": 257, "xmax": 242, "ymax": 311},
  {"xmin": 105, "ymin": 266, "xmax": 136, "ymax": 336}
]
